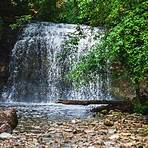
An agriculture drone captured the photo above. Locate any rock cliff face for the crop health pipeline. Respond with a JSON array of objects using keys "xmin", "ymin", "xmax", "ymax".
[
  {"xmin": 0, "ymin": 26, "xmax": 17, "ymax": 94},
  {"xmin": 0, "ymin": 0, "xmax": 18, "ymax": 94}
]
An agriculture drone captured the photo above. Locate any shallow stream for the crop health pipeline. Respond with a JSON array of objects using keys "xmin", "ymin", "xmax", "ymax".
[{"xmin": 0, "ymin": 102, "xmax": 97, "ymax": 121}]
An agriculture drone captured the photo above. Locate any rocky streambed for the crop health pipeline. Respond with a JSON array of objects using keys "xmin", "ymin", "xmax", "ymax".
[{"xmin": 0, "ymin": 104, "xmax": 148, "ymax": 148}]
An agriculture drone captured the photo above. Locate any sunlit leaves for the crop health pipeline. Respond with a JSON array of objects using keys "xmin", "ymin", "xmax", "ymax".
[
  {"xmin": 70, "ymin": 0, "xmax": 148, "ymax": 91},
  {"xmin": 10, "ymin": 15, "xmax": 32, "ymax": 30}
]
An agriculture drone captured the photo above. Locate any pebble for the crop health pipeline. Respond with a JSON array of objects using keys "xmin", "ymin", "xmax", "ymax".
[
  {"xmin": 104, "ymin": 119, "xmax": 114, "ymax": 126},
  {"xmin": 0, "ymin": 112, "xmax": 147, "ymax": 147},
  {"xmin": 0, "ymin": 132, "xmax": 13, "ymax": 139}
]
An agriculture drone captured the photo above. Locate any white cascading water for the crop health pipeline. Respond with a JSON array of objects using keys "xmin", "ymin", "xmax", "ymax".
[{"xmin": 2, "ymin": 22, "xmax": 112, "ymax": 102}]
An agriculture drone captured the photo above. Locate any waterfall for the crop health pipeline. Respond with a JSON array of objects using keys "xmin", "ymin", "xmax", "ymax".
[{"xmin": 2, "ymin": 22, "xmax": 112, "ymax": 102}]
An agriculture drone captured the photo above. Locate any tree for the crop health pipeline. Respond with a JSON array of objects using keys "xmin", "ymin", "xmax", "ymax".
[{"xmin": 68, "ymin": 0, "xmax": 148, "ymax": 114}]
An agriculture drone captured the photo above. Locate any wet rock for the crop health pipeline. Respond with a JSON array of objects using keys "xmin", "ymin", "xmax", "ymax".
[
  {"xmin": 73, "ymin": 128, "xmax": 84, "ymax": 134},
  {"xmin": 64, "ymin": 129, "xmax": 73, "ymax": 132},
  {"xmin": 0, "ymin": 108, "xmax": 18, "ymax": 133},
  {"xmin": 0, "ymin": 123, "xmax": 12, "ymax": 133},
  {"xmin": 71, "ymin": 119, "xmax": 79, "ymax": 124},
  {"xmin": 104, "ymin": 119, "xmax": 114, "ymax": 126},
  {"xmin": 84, "ymin": 129, "xmax": 94, "ymax": 134},
  {"xmin": 0, "ymin": 132, "xmax": 13, "ymax": 139},
  {"xmin": 0, "ymin": 107, "xmax": 147, "ymax": 147},
  {"xmin": 101, "ymin": 109, "xmax": 108, "ymax": 115},
  {"xmin": 104, "ymin": 141, "xmax": 116, "ymax": 148},
  {"xmin": 109, "ymin": 134, "xmax": 119, "ymax": 140},
  {"xmin": 108, "ymin": 128, "xmax": 116, "ymax": 134}
]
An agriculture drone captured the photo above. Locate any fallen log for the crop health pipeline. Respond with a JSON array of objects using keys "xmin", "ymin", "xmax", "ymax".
[
  {"xmin": 91, "ymin": 103, "xmax": 133, "ymax": 113},
  {"xmin": 57, "ymin": 99, "xmax": 133, "ymax": 112},
  {"xmin": 57, "ymin": 99, "xmax": 129, "ymax": 105},
  {"xmin": 0, "ymin": 108, "xmax": 18, "ymax": 134}
]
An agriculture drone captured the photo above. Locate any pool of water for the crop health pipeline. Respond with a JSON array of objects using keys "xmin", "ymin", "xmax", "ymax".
[{"xmin": 0, "ymin": 102, "xmax": 98, "ymax": 121}]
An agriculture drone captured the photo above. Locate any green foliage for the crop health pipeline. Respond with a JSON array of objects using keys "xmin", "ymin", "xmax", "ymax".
[
  {"xmin": 133, "ymin": 98, "xmax": 148, "ymax": 115},
  {"xmin": 56, "ymin": 0, "xmax": 113, "ymax": 25},
  {"xmin": 58, "ymin": 26, "xmax": 84, "ymax": 62},
  {"xmin": 66, "ymin": 1, "xmax": 148, "ymax": 115},
  {"xmin": 69, "ymin": 0, "xmax": 148, "ymax": 103},
  {"xmin": 56, "ymin": 0, "xmax": 140, "ymax": 27},
  {"xmin": 10, "ymin": 15, "xmax": 32, "ymax": 29},
  {"xmin": 105, "ymin": 1, "xmax": 148, "ymax": 83},
  {"xmin": 2, "ymin": 0, "xmax": 58, "ymax": 29},
  {"xmin": 28, "ymin": 0, "xmax": 57, "ymax": 20},
  {"xmin": 68, "ymin": 42, "xmax": 108, "ymax": 86}
]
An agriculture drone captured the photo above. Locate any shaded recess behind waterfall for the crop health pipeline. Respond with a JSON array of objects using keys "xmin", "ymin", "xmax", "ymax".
[{"xmin": 2, "ymin": 22, "xmax": 113, "ymax": 102}]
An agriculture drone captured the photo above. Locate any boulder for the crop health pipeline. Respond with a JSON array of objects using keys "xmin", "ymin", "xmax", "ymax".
[{"xmin": 0, "ymin": 108, "xmax": 18, "ymax": 133}]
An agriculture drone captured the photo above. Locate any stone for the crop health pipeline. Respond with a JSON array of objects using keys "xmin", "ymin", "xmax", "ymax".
[
  {"xmin": 0, "ymin": 123, "xmax": 12, "ymax": 133},
  {"xmin": 101, "ymin": 109, "xmax": 108, "ymax": 115},
  {"xmin": 104, "ymin": 141, "xmax": 115, "ymax": 148},
  {"xmin": 109, "ymin": 134, "xmax": 119, "ymax": 140},
  {"xmin": 0, "ymin": 132, "xmax": 13, "ymax": 139},
  {"xmin": 104, "ymin": 119, "xmax": 114, "ymax": 126},
  {"xmin": 84, "ymin": 129, "xmax": 94, "ymax": 134},
  {"xmin": 71, "ymin": 119, "xmax": 77, "ymax": 124},
  {"xmin": 71, "ymin": 119, "xmax": 80, "ymax": 124},
  {"xmin": 108, "ymin": 128, "xmax": 116, "ymax": 134},
  {"xmin": 64, "ymin": 129, "xmax": 73, "ymax": 132},
  {"xmin": 0, "ymin": 108, "xmax": 18, "ymax": 133}
]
